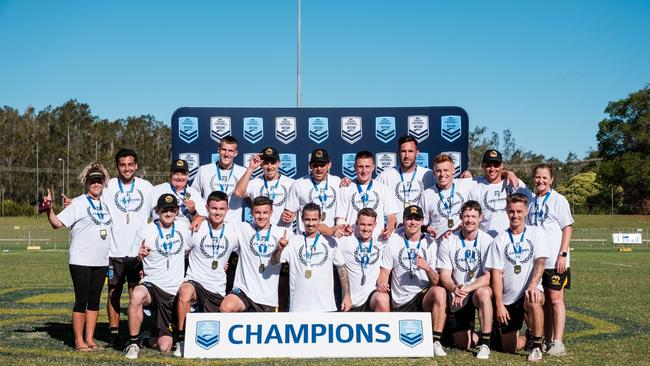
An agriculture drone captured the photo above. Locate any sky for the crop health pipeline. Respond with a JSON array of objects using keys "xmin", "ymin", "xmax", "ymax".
[{"xmin": 1, "ymin": 0, "xmax": 649, "ymax": 160}]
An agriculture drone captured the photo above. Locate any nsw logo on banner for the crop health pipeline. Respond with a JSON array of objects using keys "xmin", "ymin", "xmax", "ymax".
[
  {"xmin": 415, "ymin": 153, "xmax": 429, "ymax": 169},
  {"xmin": 408, "ymin": 115, "xmax": 429, "ymax": 143},
  {"xmin": 243, "ymin": 153, "xmax": 262, "ymax": 178},
  {"xmin": 210, "ymin": 116, "xmax": 231, "ymax": 143},
  {"xmin": 341, "ymin": 154, "xmax": 357, "ymax": 180},
  {"xmin": 275, "ymin": 117, "xmax": 297, "ymax": 144},
  {"xmin": 178, "ymin": 117, "xmax": 199, "ymax": 144},
  {"xmin": 399, "ymin": 320, "xmax": 423, "ymax": 348},
  {"xmin": 211, "ymin": 153, "xmax": 220, "ymax": 163},
  {"xmin": 375, "ymin": 152, "xmax": 397, "ymax": 175},
  {"xmin": 441, "ymin": 115, "xmax": 462, "ymax": 142},
  {"xmin": 279, "ymin": 153, "xmax": 297, "ymax": 177},
  {"xmin": 375, "ymin": 116, "xmax": 396, "ymax": 143},
  {"xmin": 196, "ymin": 320, "xmax": 220, "ymax": 350},
  {"xmin": 441, "ymin": 151, "xmax": 462, "ymax": 177},
  {"xmin": 179, "ymin": 153, "xmax": 200, "ymax": 181},
  {"xmin": 308, "ymin": 117, "xmax": 329, "ymax": 144},
  {"xmin": 243, "ymin": 117, "xmax": 264, "ymax": 143},
  {"xmin": 341, "ymin": 116, "xmax": 362, "ymax": 144}
]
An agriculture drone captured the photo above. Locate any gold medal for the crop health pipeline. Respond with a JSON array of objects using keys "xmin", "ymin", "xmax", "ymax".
[
  {"xmin": 514, "ymin": 264, "xmax": 522, "ymax": 274},
  {"xmin": 259, "ymin": 263, "xmax": 265, "ymax": 273},
  {"xmin": 100, "ymin": 229, "xmax": 107, "ymax": 240},
  {"xmin": 126, "ymin": 212, "xmax": 130, "ymax": 224},
  {"xmin": 183, "ymin": 193, "xmax": 191, "ymax": 200},
  {"xmin": 447, "ymin": 219, "xmax": 454, "ymax": 228},
  {"xmin": 468, "ymin": 270, "xmax": 475, "ymax": 278},
  {"xmin": 305, "ymin": 269, "xmax": 312, "ymax": 279},
  {"xmin": 211, "ymin": 260, "xmax": 219, "ymax": 270}
]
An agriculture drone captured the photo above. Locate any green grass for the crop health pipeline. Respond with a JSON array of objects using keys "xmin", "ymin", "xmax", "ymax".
[
  {"xmin": 572, "ymin": 215, "xmax": 650, "ymax": 229},
  {"xmin": 2, "ymin": 248, "xmax": 650, "ymax": 365}
]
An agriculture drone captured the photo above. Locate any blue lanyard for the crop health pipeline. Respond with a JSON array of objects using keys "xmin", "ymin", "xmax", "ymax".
[
  {"xmin": 263, "ymin": 175, "xmax": 281, "ymax": 201},
  {"xmin": 356, "ymin": 179, "xmax": 373, "ymax": 207},
  {"xmin": 460, "ymin": 232, "xmax": 478, "ymax": 263},
  {"xmin": 86, "ymin": 194, "xmax": 105, "ymax": 221},
  {"xmin": 399, "ymin": 167, "xmax": 417, "ymax": 203},
  {"xmin": 534, "ymin": 191, "xmax": 551, "ymax": 225},
  {"xmin": 358, "ymin": 238, "xmax": 374, "ymax": 268},
  {"xmin": 216, "ymin": 162, "xmax": 234, "ymax": 193},
  {"xmin": 208, "ymin": 223, "xmax": 225, "ymax": 259},
  {"xmin": 508, "ymin": 228, "xmax": 526, "ymax": 262},
  {"xmin": 304, "ymin": 233, "xmax": 322, "ymax": 267},
  {"xmin": 168, "ymin": 183, "xmax": 189, "ymax": 216},
  {"xmin": 310, "ymin": 175, "xmax": 329, "ymax": 209},
  {"xmin": 117, "ymin": 178, "xmax": 136, "ymax": 209},
  {"xmin": 255, "ymin": 225, "xmax": 272, "ymax": 254},
  {"xmin": 438, "ymin": 183, "xmax": 455, "ymax": 218},
  {"xmin": 156, "ymin": 222, "xmax": 175, "ymax": 256},
  {"xmin": 403, "ymin": 236, "xmax": 422, "ymax": 262}
]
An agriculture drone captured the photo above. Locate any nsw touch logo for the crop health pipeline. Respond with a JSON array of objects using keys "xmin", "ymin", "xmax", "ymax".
[
  {"xmin": 441, "ymin": 115, "xmax": 461, "ymax": 142},
  {"xmin": 243, "ymin": 153, "xmax": 262, "ymax": 178},
  {"xmin": 279, "ymin": 153, "xmax": 297, "ymax": 177},
  {"xmin": 210, "ymin": 116, "xmax": 231, "ymax": 143},
  {"xmin": 178, "ymin": 117, "xmax": 199, "ymax": 144},
  {"xmin": 308, "ymin": 117, "xmax": 329, "ymax": 143},
  {"xmin": 243, "ymin": 117, "xmax": 264, "ymax": 143},
  {"xmin": 442, "ymin": 151, "xmax": 462, "ymax": 177},
  {"xmin": 275, "ymin": 117, "xmax": 297, "ymax": 144},
  {"xmin": 399, "ymin": 320, "xmax": 423, "ymax": 347},
  {"xmin": 341, "ymin": 153, "xmax": 357, "ymax": 180},
  {"xmin": 375, "ymin": 116, "xmax": 396, "ymax": 143},
  {"xmin": 196, "ymin": 320, "xmax": 220, "ymax": 349},
  {"xmin": 179, "ymin": 153, "xmax": 200, "ymax": 181},
  {"xmin": 375, "ymin": 152, "xmax": 397, "ymax": 175},
  {"xmin": 341, "ymin": 116, "xmax": 362, "ymax": 144},
  {"xmin": 407, "ymin": 115, "xmax": 429, "ymax": 143}
]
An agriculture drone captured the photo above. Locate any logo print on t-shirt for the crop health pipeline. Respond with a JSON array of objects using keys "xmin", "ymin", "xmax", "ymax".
[
  {"xmin": 113, "ymin": 190, "xmax": 145, "ymax": 214},
  {"xmin": 351, "ymin": 191, "xmax": 380, "ymax": 212},
  {"xmin": 248, "ymin": 234, "xmax": 278, "ymax": 258},
  {"xmin": 394, "ymin": 181, "xmax": 424, "ymax": 205},
  {"xmin": 86, "ymin": 207, "xmax": 112, "ymax": 226},
  {"xmin": 210, "ymin": 175, "xmax": 238, "ymax": 195},
  {"xmin": 298, "ymin": 243, "xmax": 329, "ymax": 267},
  {"xmin": 307, "ymin": 187, "xmax": 337, "ymax": 209},
  {"xmin": 257, "ymin": 185, "xmax": 288, "ymax": 207},
  {"xmin": 504, "ymin": 239, "xmax": 534, "ymax": 266},
  {"xmin": 354, "ymin": 245, "xmax": 380, "ymax": 266},
  {"xmin": 482, "ymin": 190, "xmax": 507, "ymax": 213},
  {"xmin": 398, "ymin": 247, "xmax": 428, "ymax": 271},
  {"xmin": 436, "ymin": 192, "xmax": 465, "ymax": 219},
  {"xmin": 198, "ymin": 235, "xmax": 230, "ymax": 260},
  {"xmin": 453, "ymin": 248, "xmax": 482, "ymax": 274},
  {"xmin": 154, "ymin": 234, "xmax": 185, "ymax": 257}
]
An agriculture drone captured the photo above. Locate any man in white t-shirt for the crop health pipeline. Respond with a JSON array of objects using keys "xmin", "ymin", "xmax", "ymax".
[
  {"xmin": 150, "ymin": 159, "xmax": 207, "ymax": 226},
  {"xmin": 234, "ymin": 146, "xmax": 295, "ymax": 227},
  {"xmin": 484, "ymin": 193, "xmax": 549, "ymax": 362},
  {"xmin": 468, "ymin": 150, "xmax": 527, "ymax": 237},
  {"xmin": 124, "ymin": 193, "xmax": 192, "ymax": 359},
  {"xmin": 437, "ymin": 200, "xmax": 494, "ymax": 359},
  {"xmin": 103, "ymin": 148, "xmax": 154, "ymax": 347},
  {"xmin": 377, "ymin": 136, "xmax": 434, "ymax": 225},
  {"xmin": 283, "ymin": 148, "xmax": 342, "ymax": 236},
  {"xmin": 220, "ymin": 196, "xmax": 288, "ymax": 312},
  {"xmin": 376, "ymin": 205, "xmax": 448, "ymax": 357},
  {"xmin": 336, "ymin": 151, "xmax": 399, "ymax": 239},
  {"xmin": 191, "ymin": 136, "xmax": 247, "ymax": 222},
  {"xmin": 271, "ymin": 203, "xmax": 352, "ymax": 312}
]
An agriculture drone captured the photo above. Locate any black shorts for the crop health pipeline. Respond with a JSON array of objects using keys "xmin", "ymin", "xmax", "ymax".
[
  {"xmin": 107, "ymin": 257, "xmax": 142, "ymax": 286},
  {"xmin": 393, "ymin": 288, "xmax": 429, "ymax": 312},
  {"xmin": 498, "ymin": 296, "xmax": 525, "ymax": 334},
  {"xmin": 348, "ymin": 290, "xmax": 378, "ymax": 312},
  {"xmin": 542, "ymin": 268, "xmax": 571, "ymax": 290},
  {"xmin": 143, "ymin": 282, "xmax": 176, "ymax": 337},
  {"xmin": 229, "ymin": 287, "xmax": 276, "ymax": 312},
  {"xmin": 187, "ymin": 280, "xmax": 224, "ymax": 313},
  {"xmin": 447, "ymin": 295, "xmax": 476, "ymax": 333}
]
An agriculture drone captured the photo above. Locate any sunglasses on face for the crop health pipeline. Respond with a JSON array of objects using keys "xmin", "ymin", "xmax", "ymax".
[{"xmin": 160, "ymin": 207, "xmax": 177, "ymax": 214}]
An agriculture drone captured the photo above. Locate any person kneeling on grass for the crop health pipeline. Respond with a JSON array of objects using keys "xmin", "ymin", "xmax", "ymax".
[{"xmin": 123, "ymin": 193, "xmax": 192, "ymax": 359}]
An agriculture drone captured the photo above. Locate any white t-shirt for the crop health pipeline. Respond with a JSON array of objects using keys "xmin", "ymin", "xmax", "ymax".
[
  {"xmin": 335, "ymin": 179, "xmax": 401, "ymax": 238},
  {"xmin": 527, "ymin": 190, "xmax": 574, "ymax": 269},
  {"xmin": 150, "ymin": 183, "xmax": 207, "ymax": 226},
  {"xmin": 484, "ymin": 225, "xmax": 550, "ymax": 305},
  {"xmin": 245, "ymin": 174, "xmax": 296, "ymax": 227},
  {"xmin": 186, "ymin": 220, "xmax": 241, "ymax": 296},
  {"xmin": 377, "ymin": 165, "xmax": 434, "ymax": 224},
  {"xmin": 58, "ymin": 194, "xmax": 113, "ymax": 267},
  {"xmin": 468, "ymin": 177, "xmax": 528, "ymax": 237},
  {"xmin": 285, "ymin": 174, "xmax": 341, "ymax": 232},
  {"xmin": 336, "ymin": 235, "xmax": 385, "ymax": 307},
  {"xmin": 233, "ymin": 224, "xmax": 289, "ymax": 307},
  {"xmin": 281, "ymin": 233, "xmax": 343, "ymax": 312},
  {"xmin": 419, "ymin": 178, "xmax": 478, "ymax": 239},
  {"xmin": 191, "ymin": 162, "xmax": 247, "ymax": 222},
  {"xmin": 134, "ymin": 220, "xmax": 192, "ymax": 296},
  {"xmin": 104, "ymin": 177, "xmax": 153, "ymax": 257},
  {"xmin": 380, "ymin": 232, "xmax": 437, "ymax": 307}
]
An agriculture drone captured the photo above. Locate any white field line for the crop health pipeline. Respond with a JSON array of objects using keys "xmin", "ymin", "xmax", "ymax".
[{"xmin": 598, "ymin": 262, "xmax": 633, "ymax": 268}]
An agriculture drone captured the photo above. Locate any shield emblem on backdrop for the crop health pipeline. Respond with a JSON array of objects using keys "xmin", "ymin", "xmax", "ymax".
[
  {"xmin": 178, "ymin": 117, "xmax": 199, "ymax": 144},
  {"xmin": 279, "ymin": 154, "xmax": 297, "ymax": 177},
  {"xmin": 308, "ymin": 117, "xmax": 329, "ymax": 143},
  {"xmin": 341, "ymin": 116, "xmax": 362, "ymax": 144},
  {"xmin": 341, "ymin": 153, "xmax": 357, "ymax": 180},
  {"xmin": 275, "ymin": 117, "xmax": 297, "ymax": 144},
  {"xmin": 179, "ymin": 153, "xmax": 200, "ymax": 181},
  {"xmin": 375, "ymin": 116, "xmax": 396, "ymax": 143},
  {"xmin": 210, "ymin": 116, "xmax": 231, "ymax": 143},
  {"xmin": 399, "ymin": 319, "xmax": 423, "ymax": 348},
  {"xmin": 196, "ymin": 320, "xmax": 220, "ymax": 350},
  {"xmin": 211, "ymin": 153, "xmax": 220, "ymax": 163},
  {"xmin": 375, "ymin": 152, "xmax": 397, "ymax": 175},
  {"xmin": 441, "ymin": 115, "xmax": 462, "ymax": 142},
  {"xmin": 442, "ymin": 151, "xmax": 462, "ymax": 177},
  {"xmin": 416, "ymin": 152, "xmax": 429, "ymax": 169},
  {"xmin": 407, "ymin": 115, "xmax": 429, "ymax": 143},
  {"xmin": 243, "ymin": 153, "xmax": 262, "ymax": 178},
  {"xmin": 243, "ymin": 117, "xmax": 264, "ymax": 143}
]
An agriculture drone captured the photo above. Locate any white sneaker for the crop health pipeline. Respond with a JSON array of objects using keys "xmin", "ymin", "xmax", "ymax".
[
  {"xmin": 476, "ymin": 344, "xmax": 491, "ymax": 359},
  {"xmin": 547, "ymin": 340, "xmax": 566, "ymax": 356},
  {"xmin": 527, "ymin": 347, "xmax": 543, "ymax": 362},
  {"xmin": 123, "ymin": 343, "xmax": 140, "ymax": 359},
  {"xmin": 173, "ymin": 341, "xmax": 184, "ymax": 357},
  {"xmin": 433, "ymin": 341, "xmax": 447, "ymax": 357},
  {"xmin": 542, "ymin": 339, "xmax": 553, "ymax": 353}
]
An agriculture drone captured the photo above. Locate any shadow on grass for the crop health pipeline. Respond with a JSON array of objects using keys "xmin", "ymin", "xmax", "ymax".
[{"xmin": 13, "ymin": 321, "xmax": 119, "ymax": 349}]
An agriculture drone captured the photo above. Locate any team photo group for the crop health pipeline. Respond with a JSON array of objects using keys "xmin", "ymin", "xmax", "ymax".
[{"xmin": 41, "ymin": 134, "xmax": 573, "ymax": 362}]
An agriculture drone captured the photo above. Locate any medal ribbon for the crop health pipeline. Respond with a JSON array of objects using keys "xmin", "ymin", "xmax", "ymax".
[
  {"xmin": 216, "ymin": 162, "xmax": 235, "ymax": 193},
  {"xmin": 356, "ymin": 179, "xmax": 373, "ymax": 208},
  {"xmin": 508, "ymin": 228, "xmax": 526, "ymax": 265},
  {"xmin": 358, "ymin": 238, "xmax": 374, "ymax": 269},
  {"xmin": 156, "ymin": 222, "xmax": 175, "ymax": 257},
  {"xmin": 304, "ymin": 233, "xmax": 322, "ymax": 268},
  {"xmin": 310, "ymin": 175, "xmax": 329, "ymax": 210},
  {"xmin": 438, "ymin": 183, "xmax": 455, "ymax": 219},
  {"xmin": 86, "ymin": 194, "xmax": 105, "ymax": 222},
  {"xmin": 117, "ymin": 177, "xmax": 136, "ymax": 211},
  {"xmin": 399, "ymin": 167, "xmax": 417, "ymax": 204},
  {"xmin": 255, "ymin": 225, "xmax": 272, "ymax": 255},
  {"xmin": 208, "ymin": 223, "xmax": 225, "ymax": 260},
  {"xmin": 168, "ymin": 182, "xmax": 189, "ymax": 217},
  {"xmin": 403, "ymin": 236, "xmax": 422, "ymax": 272},
  {"xmin": 534, "ymin": 191, "xmax": 551, "ymax": 225},
  {"xmin": 460, "ymin": 232, "xmax": 478, "ymax": 272},
  {"xmin": 263, "ymin": 175, "xmax": 281, "ymax": 202}
]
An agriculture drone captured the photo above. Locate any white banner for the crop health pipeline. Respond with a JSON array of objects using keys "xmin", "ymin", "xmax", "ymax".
[
  {"xmin": 184, "ymin": 312, "xmax": 433, "ymax": 358},
  {"xmin": 612, "ymin": 233, "xmax": 643, "ymax": 244}
]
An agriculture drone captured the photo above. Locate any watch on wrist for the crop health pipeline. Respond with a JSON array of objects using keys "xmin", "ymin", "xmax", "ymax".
[{"xmin": 559, "ymin": 251, "xmax": 568, "ymax": 257}]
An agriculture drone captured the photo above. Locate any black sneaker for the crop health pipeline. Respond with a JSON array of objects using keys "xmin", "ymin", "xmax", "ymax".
[
  {"xmin": 524, "ymin": 329, "xmax": 533, "ymax": 352},
  {"xmin": 107, "ymin": 332, "xmax": 120, "ymax": 348}
]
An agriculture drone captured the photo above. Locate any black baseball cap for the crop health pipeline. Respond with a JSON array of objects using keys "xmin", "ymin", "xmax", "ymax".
[
  {"xmin": 157, "ymin": 193, "xmax": 178, "ymax": 210},
  {"xmin": 403, "ymin": 205, "xmax": 424, "ymax": 220},
  {"xmin": 260, "ymin": 147, "xmax": 280, "ymax": 162},
  {"xmin": 86, "ymin": 171, "xmax": 105, "ymax": 182},
  {"xmin": 482, "ymin": 149, "xmax": 503, "ymax": 164},
  {"xmin": 310, "ymin": 148, "xmax": 331, "ymax": 164},
  {"xmin": 171, "ymin": 159, "xmax": 189, "ymax": 173}
]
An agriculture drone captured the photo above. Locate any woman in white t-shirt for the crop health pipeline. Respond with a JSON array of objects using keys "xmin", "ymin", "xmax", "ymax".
[
  {"xmin": 43, "ymin": 162, "xmax": 112, "ymax": 352},
  {"xmin": 527, "ymin": 163, "xmax": 573, "ymax": 356}
]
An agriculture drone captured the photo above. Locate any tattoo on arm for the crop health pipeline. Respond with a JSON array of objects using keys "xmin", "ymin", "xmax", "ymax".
[
  {"xmin": 337, "ymin": 265, "xmax": 351, "ymax": 297},
  {"xmin": 270, "ymin": 248, "xmax": 283, "ymax": 265},
  {"xmin": 530, "ymin": 258, "xmax": 546, "ymax": 284}
]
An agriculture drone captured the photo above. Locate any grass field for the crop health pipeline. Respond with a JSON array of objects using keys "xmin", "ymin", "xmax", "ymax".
[{"xmin": 1, "ymin": 216, "xmax": 650, "ymax": 365}]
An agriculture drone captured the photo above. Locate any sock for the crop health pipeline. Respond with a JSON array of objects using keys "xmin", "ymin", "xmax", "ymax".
[
  {"xmin": 479, "ymin": 332, "xmax": 491, "ymax": 348},
  {"xmin": 177, "ymin": 330, "xmax": 185, "ymax": 342},
  {"xmin": 532, "ymin": 336, "xmax": 543, "ymax": 350},
  {"xmin": 110, "ymin": 327, "xmax": 119, "ymax": 335},
  {"xmin": 129, "ymin": 334, "xmax": 140, "ymax": 345},
  {"xmin": 432, "ymin": 331, "xmax": 442, "ymax": 342}
]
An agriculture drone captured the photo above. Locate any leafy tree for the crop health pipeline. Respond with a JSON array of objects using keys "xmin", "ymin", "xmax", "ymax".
[{"xmin": 556, "ymin": 171, "xmax": 604, "ymax": 213}]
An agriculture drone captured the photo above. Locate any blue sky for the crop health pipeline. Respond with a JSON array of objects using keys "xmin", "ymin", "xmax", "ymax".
[{"xmin": 1, "ymin": 0, "xmax": 648, "ymax": 160}]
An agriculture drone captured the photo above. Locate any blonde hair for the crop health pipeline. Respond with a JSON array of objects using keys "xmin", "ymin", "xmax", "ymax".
[{"xmin": 78, "ymin": 162, "xmax": 110, "ymax": 187}]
